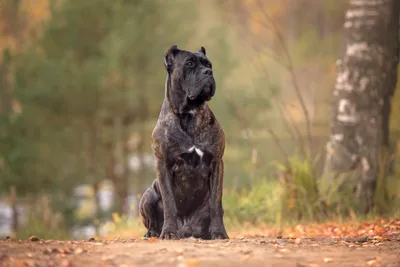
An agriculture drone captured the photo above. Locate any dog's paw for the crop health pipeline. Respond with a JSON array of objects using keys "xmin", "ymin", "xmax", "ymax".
[
  {"xmin": 210, "ymin": 229, "xmax": 229, "ymax": 240},
  {"xmin": 160, "ymin": 227, "xmax": 179, "ymax": 240},
  {"xmin": 143, "ymin": 229, "xmax": 160, "ymax": 239}
]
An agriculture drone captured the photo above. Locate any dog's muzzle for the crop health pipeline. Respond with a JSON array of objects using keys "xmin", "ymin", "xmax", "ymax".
[{"xmin": 188, "ymin": 82, "xmax": 214, "ymax": 101}]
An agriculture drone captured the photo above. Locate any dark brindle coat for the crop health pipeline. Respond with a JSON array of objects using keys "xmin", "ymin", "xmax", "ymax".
[{"xmin": 139, "ymin": 45, "xmax": 228, "ymax": 240}]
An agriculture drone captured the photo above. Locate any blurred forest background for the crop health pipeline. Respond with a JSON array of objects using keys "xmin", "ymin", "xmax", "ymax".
[{"xmin": 0, "ymin": 0, "xmax": 399, "ymax": 240}]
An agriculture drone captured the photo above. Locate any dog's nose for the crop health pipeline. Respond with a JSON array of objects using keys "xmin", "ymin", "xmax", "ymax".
[{"xmin": 202, "ymin": 68, "xmax": 213, "ymax": 76}]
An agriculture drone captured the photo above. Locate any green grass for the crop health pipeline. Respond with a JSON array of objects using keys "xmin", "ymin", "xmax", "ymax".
[
  {"xmin": 104, "ymin": 153, "xmax": 400, "ymax": 239},
  {"xmin": 16, "ymin": 153, "xmax": 400, "ymax": 240},
  {"xmin": 17, "ymin": 197, "xmax": 71, "ymax": 240}
]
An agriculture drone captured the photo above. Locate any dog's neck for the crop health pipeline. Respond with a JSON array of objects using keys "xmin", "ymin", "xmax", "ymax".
[{"xmin": 165, "ymin": 74, "xmax": 205, "ymax": 117}]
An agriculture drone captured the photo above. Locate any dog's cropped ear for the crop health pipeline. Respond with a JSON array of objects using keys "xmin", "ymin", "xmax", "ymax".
[
  {"xmin": 164, "ymin": 45, "xmax": 180, "ymax": 73},
  {"xmin": 198, "ymin": 46, "xmax": 206, "ymax": 56}
]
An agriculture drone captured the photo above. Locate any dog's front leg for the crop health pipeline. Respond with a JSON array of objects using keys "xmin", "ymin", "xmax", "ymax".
[
  {"xmin": 156, "ymin": 160, "xmax": 179, "ymax": 240},
  {"xmin": 209, "ymin": 159, "xmax": 229, "ymax": 239}
]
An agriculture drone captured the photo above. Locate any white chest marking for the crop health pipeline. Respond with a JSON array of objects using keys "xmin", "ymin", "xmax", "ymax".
[{"xmin": 188, "ymin": 146, "xmax": 204, "ymax": 158}]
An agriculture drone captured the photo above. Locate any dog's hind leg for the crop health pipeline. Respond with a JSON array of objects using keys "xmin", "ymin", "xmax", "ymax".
[{"xmin": 139, "ymin": 181, "xmax": 164, "ymax": 238}]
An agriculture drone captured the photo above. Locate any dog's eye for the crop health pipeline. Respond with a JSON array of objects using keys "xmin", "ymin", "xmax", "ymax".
[
  {"xmin": 205, "ymin": 63, "xmax": 212, "ymax": 68},
  {"xmin": 186, "ymin": 61, "xmax": 194, "ymax": 67}
]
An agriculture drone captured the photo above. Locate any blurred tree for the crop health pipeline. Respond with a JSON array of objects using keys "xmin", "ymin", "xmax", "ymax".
[
  {"xmin": 0, "ymin": 0, "xmax": 53, "ymax": 195},
  {"xmin": 3, "ymin": 0, "xmax": 197, "ymax": 220},
  {"xmin": 0, "ymin": 49, "xmax": 12, "ymax": 115},
  {"xmin": 323, "ymin": 0, "xmax": 399, "ymax": 213}
]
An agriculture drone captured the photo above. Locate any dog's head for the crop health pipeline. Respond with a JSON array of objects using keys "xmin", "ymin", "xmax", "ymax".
[{"xmin": 164, "ymin": 45, "xmax": 216, "ymax": 114}]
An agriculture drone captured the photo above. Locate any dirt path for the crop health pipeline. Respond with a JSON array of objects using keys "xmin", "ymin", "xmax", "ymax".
[{"xmin": 0, "ymin": 236, "xmax": 399, "ymax": 267}]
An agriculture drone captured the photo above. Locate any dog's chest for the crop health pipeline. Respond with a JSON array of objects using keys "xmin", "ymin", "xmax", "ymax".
[
  {"xmin": 173, "ymin": 169, "xmax": 208, "ymax": 193},
  {"xmin": 172, "ymin": 169, "xmax": 209, "ymax": 215},
  {"xmin": 178, "ymin": 113, "xmax": 211, "ymax": 146},
  {"xmin": 179, "ymin": 113, "xmax": 197, "ymax": 137}
]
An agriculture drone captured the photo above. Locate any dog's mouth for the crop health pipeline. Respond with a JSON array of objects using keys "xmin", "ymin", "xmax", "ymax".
[
  {"xmin": 204, "ymin": 84, "xmax": 213, "ymax": 101},
  {"xmin": 188, "ymin": 84, "xmax": 213, "ymax": 102}
]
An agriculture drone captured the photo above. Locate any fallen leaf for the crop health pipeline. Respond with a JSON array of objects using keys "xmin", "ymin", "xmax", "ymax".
[
  {"xmin": 53, "ymin": 248, "xmax": 63, "ymax": 253},
  {"xmin": 75, "ymin": 248, "xmax": 84, "ymax": 254},
  {"xmin": 148, "ymin": 237, "xmax": 159, "ymax": 243},
  {"xmin": 25, "ymin": 260, "xmax": 36, "ymax": 267},
  {"xmin": 184, "ymin": 259, "xmax": 200, "ymax": 266},
  {"xmin": 241, "ymin": 250, "xmax": 252, "ymax": 255},
  {"xmin": 366, "ymin": 259, "xmax": 378, "ymax": 266},
  {"xmin": 101, "ymin": 255, "xmax": 115, "ymax": 261},
  {"xmin": 323, "ymin": 257, "xmax": 333, "ymax": 263},
  {"xmin": 240, "ymin": 255, "xmax": 252, "ymax": 262},
  {"xmin": 297, "ymin": 262, "xmax": 320, "ymax": 267},
  {"xmin": 176, "ymin": 248, "xmax": 184, "ymax": 255},
  {"xmin": 0, "ymin": 255, "xmax": 11, "ymax": 262},
  {"xmin": 61, "ymin": 259, "xmax": 71, "ymax": 267},
  {"xmin": 63, "ymin": 248, "xmax": 73, "ymax": 254},
  {"xmin": 366, "ymin": 256, "xmax": 382, "ymax": 266},
  {"xmin": 29, "ymin": 235, "xmax": 40, "ymax": 242},
  {"xmin": 88, "ymin": 237, "xmax": 96, "ymax": 242}
]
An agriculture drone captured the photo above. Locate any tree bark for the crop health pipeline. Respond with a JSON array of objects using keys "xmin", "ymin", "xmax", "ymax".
[
  {"xmin": 9, "ymin": 186, "xmax": 18, "ymax": 239},
  {"xmin": 323, "ymin": 0, "xmax": 399, "ymax": 213},
  {"xmin": 0, "ymin": 49, "xmax": 12, "ymax": 114}
]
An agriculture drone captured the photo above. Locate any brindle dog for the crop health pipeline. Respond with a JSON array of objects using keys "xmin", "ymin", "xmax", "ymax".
[
  {"xmin": 140, "ymin": 150, "xmax": 214, "ymax": 239},
  {"xmin": 139, "ymin": 45, "xmax": 228, "ymax": 240}
]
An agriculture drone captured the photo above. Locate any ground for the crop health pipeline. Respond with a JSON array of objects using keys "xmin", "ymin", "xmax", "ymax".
[
  {"xmin": 0, "ymin": 235, "xmax": 399, "ymax": 267},
  {"xmin": 1, "ymin": 219, "xmax": 399, "ymax": 267}
]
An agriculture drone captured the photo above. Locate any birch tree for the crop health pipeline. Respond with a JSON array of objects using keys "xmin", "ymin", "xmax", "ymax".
[{"xmin": 323, "ymin": 0, "xmax": 399, "ymax": 213}]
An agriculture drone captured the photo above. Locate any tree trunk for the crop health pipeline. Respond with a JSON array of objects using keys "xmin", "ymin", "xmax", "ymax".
[
  {"xmin": 106, "ymin": 117, "xmax": 129, "ymax": 216},
  {"xmin": 9, "ymin": 186, "xmax": 18, "ymax": 239},
  {"xmin": 323, "ymin": 0, "xmax": 399, "ymax": 213},
  {"xmin": 0, "ymin": 49, "xmax": 12, "ymax": 114}
]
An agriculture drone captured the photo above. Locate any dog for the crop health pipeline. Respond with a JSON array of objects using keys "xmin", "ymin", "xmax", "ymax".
[
  {"xmin": 139, "ymin": 45, "xmax": 229, "ymax": 240},
  {"xmin": 139, "ymin": 150, "xmax": 214, "ymax": 239}
]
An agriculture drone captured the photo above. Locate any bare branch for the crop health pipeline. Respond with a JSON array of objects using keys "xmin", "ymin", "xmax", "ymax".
[{"xmin": 255, "ymin": 0, "xmax": 313, "ymax": 157}]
